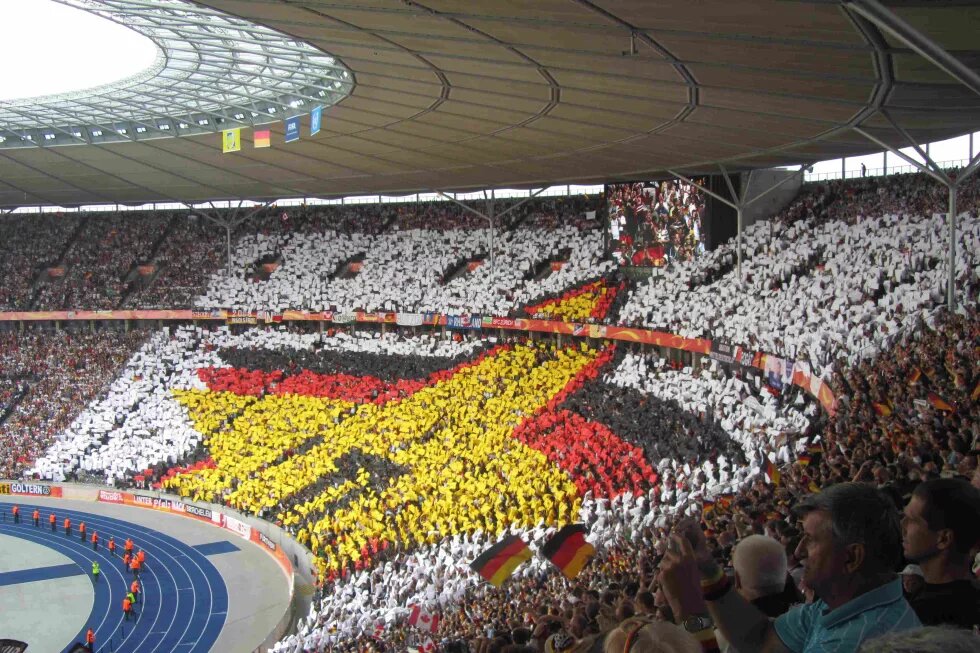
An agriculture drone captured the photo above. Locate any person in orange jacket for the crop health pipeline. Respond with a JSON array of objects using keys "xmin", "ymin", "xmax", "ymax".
[
  {"xmin": 91, "ymin": 531, "xmax": 99, "ymax": 551},
  {"xmin": 124, "ymin": 537, "xmax": 134, "ymax": 556},
  {"xmin": 79, "ymin": 521, "xmax": 86, "ymax": 542},
  {"xmin": 108, "ymin": 537, "xmax": 116, "ymax": 556},
  {"xmin": 85, "ymin": 626, "xmax": 95, "ymax": 650},
  {"xmin": 49, "ymin": 512, "xmax": 56, "ymax": 532},
  {"xmin": 130, "ymin": 578, "xmax": 141, "ymax": 604},
  {"xmin": 11, "ymin": 505, "xmax": 19, "ymax": 524},
  {"xmin": 32, "ymin": 508, "xmax": 39, "ymax": 527},
  {"xmin": 122, "ymin": 596, "xmax": 134, "ymax": 620},
  {"xmin": 64, "ymin": 517, "xmax": 71, "ymax": 537}
]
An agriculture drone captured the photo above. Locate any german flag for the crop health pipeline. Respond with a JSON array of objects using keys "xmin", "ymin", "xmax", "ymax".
[
  {"xmin": 797, "ymin": 454, "xmax": 812, "ymax": 467},
  {"xmin": 766, "ymin": 460, "xmax": 781, "ymax": 486},
  {"xmin": 909, "ymin": 368, "xmax": 922, "ymax": 386},
  {"xmin": 701, "ymin": 499, "xmax": 716, "ymax": 519},
  {"xmin": 470, "ymin": 535, "xmax": 532, "ymax": 587},
  {"xmin": 717, "ymin": 493, "xmax": 735, "ymax": 511},
  {"xmin": 872, "ymin": 401, "xmax": 893, "ymax": 417},
  {"xmin": 972, "ymin": 380, "xmax": 980, "ymax": 403},
  {"xmin": 927, "ymin": 392, "xmax": 955, "ymax": 412},
  {"xmin": 539, "ymin": 524, "xmax": 595, "ymax": 580}
]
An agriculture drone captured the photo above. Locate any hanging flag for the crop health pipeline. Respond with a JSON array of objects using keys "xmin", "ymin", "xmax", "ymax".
[
  {"xmin": 311, "ymin": 105, "xmax": 323, "ymax": 136},
  {"xmin": 701, "ymin": 499, "xmax": 716, "ymax": 519},
  {"xmin": 872, "ymin": 402, "xmax": 893, "ymax": 417},
  {"xmin": 222, "ymin": 128, "xmax": 241, "ymax": 153},
  {"xmin": 407, "ymin": 605, "xmax": 440, "ymax": 634},
  {"xmin": 285, "ymin": 116, "xmax": 300, "ymax": 143},
  {"xmin": 766, "ymin": 460, "xmax": 781, "ymax": 486},
  {"xmin": 254, "ymin": 129, "xmax": 271, "ymax": 149},
  {"xmin": 539, "ymin": 524, "xmax": 595, "ymax": 580},
  {"xmin": 716, "ymin": 493, "xmax": 735, "ymax": 511},
  {"xmin": 927, "ymin": 392, "xmax": 955, "ymax": 412},
  {"xmin": 909, "ymin": 368, "xmax": 922, "ymax": 386},
  {"xmin": 470, "ymin": 535, "xmax": 532, "ymax": 587}
]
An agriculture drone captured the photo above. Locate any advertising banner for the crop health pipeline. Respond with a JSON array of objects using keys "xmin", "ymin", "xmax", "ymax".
[
  {"xmin": 396, "ymin": 313, "xmax": 424, "ymax": 327},
  {"xmin": 310, "ymin": 106, "xmax": 323, "ymax": 136},
  {"xmin": 446, "ymin": 314, "xmax": 482, "ymax": 330},
  {"xmin": 223, "ymin": 514, "xmax": 252, "ymax": 539},
  {"xmin": 284, "ymin": 116, "xmax": 300, "ymax": 143},
  {"xmin": 0, "ymin": 482, "xmax": 63, "ymax": 497}
]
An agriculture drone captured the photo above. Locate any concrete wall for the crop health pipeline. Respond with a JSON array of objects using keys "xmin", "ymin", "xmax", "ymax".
[{"xmin": 740, "ymin": 169, "xmax": 803, "ymax": 229}]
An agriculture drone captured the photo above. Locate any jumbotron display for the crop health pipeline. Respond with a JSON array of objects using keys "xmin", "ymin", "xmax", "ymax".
[{"xmin": 606, "ymin": 179, "xmax": 706, "ymax": 266}]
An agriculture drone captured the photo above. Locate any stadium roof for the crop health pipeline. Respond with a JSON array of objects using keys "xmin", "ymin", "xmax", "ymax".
[{"xmin": 1, "ymin": 0, "xmax": 979, "ymax": 208}]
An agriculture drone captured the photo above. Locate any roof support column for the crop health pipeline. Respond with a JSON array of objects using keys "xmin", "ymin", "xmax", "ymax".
[
  {"xmin": 853, "ymin": 120, "xmax": 980, "ymax": 311},
  {"xmin": 843, "ymin": 0, "xmax": 980, "ymax": 97},
  {"xmin": 667, "ymin": 165, "xmax": 806, "ymax": 285},
  {"xmin": 435, "ymin": 187, "xmax": 547, "ymax": 282}
]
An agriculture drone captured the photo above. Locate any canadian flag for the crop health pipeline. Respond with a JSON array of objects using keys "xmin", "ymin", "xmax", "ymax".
[{"xmin": 408, "ymin": 605, "xmax": 440, "ymax": 634}]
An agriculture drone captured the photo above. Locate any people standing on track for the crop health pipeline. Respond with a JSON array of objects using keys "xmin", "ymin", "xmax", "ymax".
[
  {"xmin": 91, "ymin": 531, "xmax": 99, "ymax": 551},
  {"xmin": 123, "ymin": 552, "xmax": 131, "ymax": 570},
  {"xmin": 126, "ymin": 590, "xmax": 138, "ymax": 617},
  {"xmin": 11, "ymin": 505, "xmax": 19, "ymax": 524},
  {"xmin": 137, "ymin": 548, "xmax": 146, "ymax": 570},
  {"xmin": 79, "ymin": 521, "xmax": 86, "ymax": 542},
  {"xmin": 49, "ymin": 512, "xmax": 56, "ymax": 532},
  {"xmin": 91, "ymin": 561, "xmax": 100, "ymax": 583},
  {"xmin": 85, "ymin": 626, "xmax": 95, "ymax": 651},
  {"xmin": 124, "ymin": 537, "xmax": 134, "ymax": 557},
  {"xmin": 131, "ymin": 579, "xmax": 140, "ymax": 604},
  {"xmin": 64, "ymin": 516, "xmax": 71, "ymax": 537},
  {"xmin": 108, "ymin": 536, "xmax": 116, "ymax": 556},
  {"xmin": 122, "ymin": 595, "xmax": 134, "ymax": 621},
  {"xmin": 130, "ymin": 555, "xmax": 141, "ymax": 579},
  {"xmin": 32, "ymin": 508, "xmax": 39, "ymax": 527}
]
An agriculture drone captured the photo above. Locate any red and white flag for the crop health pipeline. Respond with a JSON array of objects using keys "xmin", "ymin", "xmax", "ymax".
[{"xmin": 408, "ymin": 605, "xmax": 440, "ymax": 634}]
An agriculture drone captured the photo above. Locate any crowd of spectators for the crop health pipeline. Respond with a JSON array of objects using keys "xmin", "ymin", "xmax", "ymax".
[
  {"xmin": 3, "ymin": 172, "xmax": 980, "ymax": 652},
  {"xmin": 33, "ymin": 211, "xmax": 172, "ymax": 310},
  {"xmin": 0, "ymin": 213, "xmax": 82, "ymax": 310},
  {"xmin": 194, "ymin": 221, "xmax": 613, "ymax": 316},
  {"xmin": 0, "ymin": 329, "xmax": 145, "ymax": 479},
  {"xmin": 620, "ymin": 172, "xmax": 980, "ymax": 371}
]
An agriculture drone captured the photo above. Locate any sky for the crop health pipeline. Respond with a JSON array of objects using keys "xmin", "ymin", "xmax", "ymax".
[{"xmin": 0, "ymin": 0, "xmax": 158, "ymax": 101}]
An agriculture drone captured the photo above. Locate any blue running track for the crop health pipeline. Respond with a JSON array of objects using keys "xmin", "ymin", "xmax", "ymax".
[{"xmin": 0, "ymin": 501, "xmax": 227, "ymax": 653}]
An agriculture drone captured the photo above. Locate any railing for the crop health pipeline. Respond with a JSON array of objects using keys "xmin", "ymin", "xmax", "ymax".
[{"xmin": 805, "ymin": 158, "xmax": 971, "ymax": 182}]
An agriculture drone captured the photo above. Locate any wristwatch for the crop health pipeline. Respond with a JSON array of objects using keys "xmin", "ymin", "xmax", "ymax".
[{"xmin": 683, "ymin": 614, "xmax": 715, "ymax": 633}]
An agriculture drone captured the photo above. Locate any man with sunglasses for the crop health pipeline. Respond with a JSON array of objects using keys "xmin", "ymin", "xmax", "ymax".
[{"xmin": 659, "ymin": 483, "xmax": 920, "ymax": 653}]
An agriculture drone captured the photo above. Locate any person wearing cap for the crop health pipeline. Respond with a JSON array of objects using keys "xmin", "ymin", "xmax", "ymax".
[
  {"xmin": 900, "ymin": 477, "xmax": 980, "ymax": 627},
  {"xmin": 899, "ymin": 565, "xmax": 924, "ymax": 598},
  {"xmin": 659, "ymin": 483, "xmax": 919, "ymax": 653}
]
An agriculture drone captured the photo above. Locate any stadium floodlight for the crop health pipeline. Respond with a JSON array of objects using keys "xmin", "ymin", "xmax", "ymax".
[
  {"xmin": 71, "ymin": 130, "xmax": 82, "ymax": 138},
  {"xmin": 0, "ymin": 0, "xmax": 353, "ymax": 149},
  {"xmin": 136, "ymin": 126, "xmax": 147, "ymax": 133},
  {"xmin": 44, "ymin": 133, "xmax": 56, "ymax": 140}
]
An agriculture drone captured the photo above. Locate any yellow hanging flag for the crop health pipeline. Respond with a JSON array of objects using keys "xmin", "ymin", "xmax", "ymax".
[{"xmin": 222, "ymin": 128, "xmax": 241, "ymax": 153}]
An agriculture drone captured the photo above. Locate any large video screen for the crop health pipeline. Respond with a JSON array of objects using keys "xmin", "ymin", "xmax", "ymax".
[{"xmin": 606, "ymin": 179, "xmax": 706, "ymax": 266}]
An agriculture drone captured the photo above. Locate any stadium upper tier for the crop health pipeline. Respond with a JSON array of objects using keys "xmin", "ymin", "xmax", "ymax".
[
  {"xmin": 1, "ymin": 0, "xmax": 979, "ymax": 206},
  {"xmin": 2, "ymin": 173, "xmax": 977, "ymax": 368}
]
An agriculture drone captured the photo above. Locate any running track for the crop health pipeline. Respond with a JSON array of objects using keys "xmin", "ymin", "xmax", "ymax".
[{"xmin": 0, "ymin": 501, "xmax": 227, "ymax": 653}]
